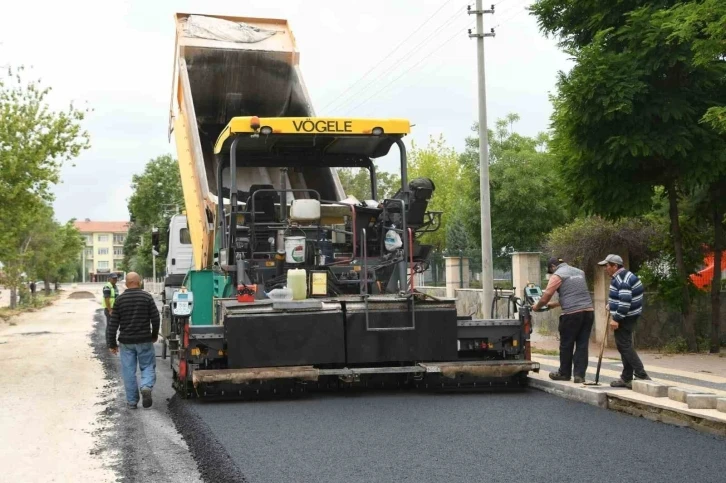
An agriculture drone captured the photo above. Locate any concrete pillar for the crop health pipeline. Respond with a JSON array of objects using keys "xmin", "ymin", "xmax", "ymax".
[
  {"xmin": 511, "ymin": 252, "xmax": 541, "ymax": 299},
  {"xmin": 593, "ymin": 252, "xmax": 629, "ymax": 347},
  {"xmin": 445, "ymin": 257, "xmax": 470, "ymax": 298}
]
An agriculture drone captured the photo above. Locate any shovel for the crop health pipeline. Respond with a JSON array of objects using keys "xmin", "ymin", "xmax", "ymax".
[{"xmin": 584, "ymin": 313, "xmax": 610, "ymax": 386}]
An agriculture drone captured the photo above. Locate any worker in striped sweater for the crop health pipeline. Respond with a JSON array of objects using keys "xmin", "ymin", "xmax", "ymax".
[
  {"xmin": 107, "ymin": 272, "xmax": 160, "ymax": 409},
  {"xmin": 599, "ymin": 254, "xmax": 651, "ymax": 388}
]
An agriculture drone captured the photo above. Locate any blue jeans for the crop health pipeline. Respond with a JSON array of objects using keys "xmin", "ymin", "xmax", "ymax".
[{"xmin": 120, "ymin": 342, "xmax": 156, "ymax": 405}]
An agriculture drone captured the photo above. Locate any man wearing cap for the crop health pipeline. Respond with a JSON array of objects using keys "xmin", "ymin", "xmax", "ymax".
[
  {"xmin": 599, "ymin": 254, "xmax": 650, "ymax": 388},
  {"xmin": 103, "ymin": 273, "xmax": 120, "ymax": 324},
  {"xmin": 532, "ymin": 257, "xmax": 595, "ymax": 383}
]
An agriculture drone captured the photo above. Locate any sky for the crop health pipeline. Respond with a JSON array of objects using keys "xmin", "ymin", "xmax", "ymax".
[{"xmin": 0, "ymin": 0, "xmax": 571, "ymax": 223}]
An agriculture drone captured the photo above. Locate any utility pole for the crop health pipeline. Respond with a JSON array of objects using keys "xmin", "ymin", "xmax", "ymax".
[{"xmin": 468, "ymin": 2, "xmax": 495, "ymax": 318}]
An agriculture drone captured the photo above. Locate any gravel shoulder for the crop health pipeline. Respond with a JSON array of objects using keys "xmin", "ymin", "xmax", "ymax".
[
  {"xmin": 0, "ymin": 290, "xmax": 116, "ymax": 482},
  {"xmin": 0, "ymin": 285, "xmax": 203, "ymax": 482}
]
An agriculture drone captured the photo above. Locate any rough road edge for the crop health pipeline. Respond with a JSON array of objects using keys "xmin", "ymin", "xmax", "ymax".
[
  {"xmin": 607, "ymin": 395, "xmax": 726, "ymax": 438},
  {"xmin": 168, "ymin": 396, "xmax": 248, "ymax": 483},
  {"xmin": 89, "ymin": 309, "xmax": 125, "ymax": 481}
]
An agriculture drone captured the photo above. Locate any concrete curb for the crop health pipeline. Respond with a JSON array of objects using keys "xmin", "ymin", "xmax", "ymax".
[
  {"xmin": 528, "ymin": 374, "xmax": 608, "ymax": 408},
  {"xmin": 608, "ymin": 392, "xmax": 726, "ymax": 437}
]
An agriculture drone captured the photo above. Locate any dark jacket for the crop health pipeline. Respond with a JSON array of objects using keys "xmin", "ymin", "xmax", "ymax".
[{"xmin": 107, "ymin": 288, "xmax": 160, "ymax": 348}]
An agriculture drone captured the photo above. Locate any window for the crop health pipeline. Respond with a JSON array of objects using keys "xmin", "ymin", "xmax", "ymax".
[
  {"xmin": 180, "ymin": 228, "xmax": 192, "ymax": 244},
  {"xmin": 98, "ymin": 261, "xmax": 109, "ymax": 269},
  {"xmin": 98, "ymin": 234, "xmax": 109, "ymax": 242},
  {"xmin": 113, "ymin": 247, "xmax": 123, "ymax": 256},
  {"xmin": 98, "ymin": 248, "xmax": 109, "ymax": 255},
  {"xmin": 85, "ymin": 248, "xmax": 93, "ymax": 257},
  {"xmin": 114, "ymin": 234, "xmax": 125, "ymax": 244},
  {"xmin": 84, "ymin": 235, "xmax": 92, "ymax": 245}
]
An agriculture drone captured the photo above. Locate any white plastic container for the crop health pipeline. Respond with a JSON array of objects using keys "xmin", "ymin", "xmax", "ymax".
[
  {"xmin": 289, "ymin": 199, "xmax": 321, "ymax": 221},
  {"xmin": 284, "ymin": 236, "xmax": 306, "ymax": 264},
  {"xmin": 267, "ymin": 287, "xmax": 293, "ymax": 301},
  {"xmin": 287, "ymin": 268, "xmax": 307, "ymax": 300}
]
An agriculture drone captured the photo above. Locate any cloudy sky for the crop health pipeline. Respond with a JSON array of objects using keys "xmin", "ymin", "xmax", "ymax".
[{"xmin": 0, "ymin": 0, "xmax": 570, "ymax": 223}]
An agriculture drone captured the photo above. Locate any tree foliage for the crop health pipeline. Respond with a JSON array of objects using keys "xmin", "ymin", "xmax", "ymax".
[
  {"xmin": 545, "ymin": 216, "xmax": 661, "ymax": 284},
  {"xmin": 123, "ymin": 154, "xmax": 183, "ymax": 277},
  {"xmin": 0, "ymin": 66, "xmax": 90, "ymax": 306},
  {"xmin": 459, "ymin": 115, "xmax": 572, "ymax": 268},
  {"xmin": 531, "ymin": 0, "xmax": 726, "ymax": 350},
  {"xmin": 337, "ymin": 164, "xmax": 400, "ymax": 201},
  {"xmin": 407, "ymin": 136, "xmax": 461, "ymax": 250},
  {"xmin": 25, "ymin": 216, "xmax": 84, "ymax": 292}
]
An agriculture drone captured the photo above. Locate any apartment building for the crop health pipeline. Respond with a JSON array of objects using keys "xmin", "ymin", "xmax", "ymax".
[{"xmin": 74, "ymin": 220, "xmax": 130, "ymax": 282}]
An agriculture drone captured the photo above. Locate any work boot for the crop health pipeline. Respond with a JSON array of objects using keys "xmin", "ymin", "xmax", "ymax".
[
  {"xmin": 635, "ymin": 373, "xmax": 651, "ymax": 381},
  {"xmin": 141, "ymin": 387, "xmax": 153, "ymax": 408},
  {"xmin": 610, "ymin": 379, "xmax": 632, "ymax": 389},
  {"xmin": 127, "ymin": 403, "xmax": 138, "ymax": 409},
  {"xmin": 574, "ymin": 376, "xmax": 586, "ymax": 384},
  {"xmin": 548, "ymin": 372, "xmax": 570, "ymax": 381}
]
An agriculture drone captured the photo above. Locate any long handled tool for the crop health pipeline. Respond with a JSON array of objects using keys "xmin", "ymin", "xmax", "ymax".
[{"xmin": 584, "ymin": 313, "xmax": 610, "ymax": 386}]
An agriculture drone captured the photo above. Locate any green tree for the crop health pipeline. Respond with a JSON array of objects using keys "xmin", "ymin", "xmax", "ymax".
[
  {"xmin": 663, "ymin": 0, "xmax": 726, "ymax": 353},
  {"xmin": 26, "ymin": 217, "xmax": 84, "ymax": 294},
  {"xmin": 459, "ymin": 115, "xmax": 572, "ymax": 269},
  {"xmin": 123, "ymin": 154, "xmax": 183, "ymax": 276},
  {"xmin": 531, "ymin": 1, "xmax": 726, "ymax": 350},
  {"xmin": 0, "ymin": 67, "xmax": 90, "ymax": 306},
  {"xmin": 407, "ymin": 135, "xmax": 461, "ymax": 250},
  {"xmin": 337, "ymin": 164, "xmax": 400, "ymax": 201}
]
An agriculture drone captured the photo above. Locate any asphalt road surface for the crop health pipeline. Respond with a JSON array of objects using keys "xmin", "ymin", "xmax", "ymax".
[
  {"xmin": 92, "ymin": 310, "xmax": 202, "ymax": 482},
  {"xmin": 177, "ymin": 388, "xmax": 726, "ymax": 483}
]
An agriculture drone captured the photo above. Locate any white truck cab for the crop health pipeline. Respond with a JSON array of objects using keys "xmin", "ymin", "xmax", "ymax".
[{"xmin": 163, "ymin": 214, "xmax": 193, "ymax": 303}]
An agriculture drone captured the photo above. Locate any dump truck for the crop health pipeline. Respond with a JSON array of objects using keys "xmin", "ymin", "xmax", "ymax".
[{"xmin": 162, "ymin": 13, "xmax": 539, "ymax": 398}]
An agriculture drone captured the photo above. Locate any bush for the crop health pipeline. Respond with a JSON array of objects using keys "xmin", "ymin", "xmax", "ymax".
[
  {"xmin": 662, "ymin": 336, "xmax": 689, "ymax": 354},
  {"xmin": 544, "ymin": 216, "xmax": 661, "ymax": 284}
]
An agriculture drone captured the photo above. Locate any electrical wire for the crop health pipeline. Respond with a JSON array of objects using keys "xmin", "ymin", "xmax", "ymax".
[
  {"xmin": 491, "ymin": 0, "xmax": 531, "ymax": 29},
  {"xmin": 331, "ymin": 3, "xmax": 472, "ymax": 114},
  {"xmin": 345, "ymin": 20, "xmax": 476, "ymax": 114},
  {"xmin": 320, "ymin": 0, "xmax": 459, "ymax": 112}
]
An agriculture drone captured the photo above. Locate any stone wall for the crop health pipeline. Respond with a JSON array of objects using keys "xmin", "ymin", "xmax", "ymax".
[
  {"xmin": 635, "ymin": 292, "xmax": 726, "ymax": 348},
  {"xmin": 416, "ymin": 286, "xmax": 726, "ymax": 349}
]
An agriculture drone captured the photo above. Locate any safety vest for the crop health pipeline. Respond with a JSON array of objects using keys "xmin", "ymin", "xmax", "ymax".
[{"xmin": 104, "ymin": 282, "xmax": 118, "ymax": 309}]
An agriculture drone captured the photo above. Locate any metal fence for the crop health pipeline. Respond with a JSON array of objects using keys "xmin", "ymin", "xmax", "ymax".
[{"xmin": 143, "ymin": 278, "xmax": 164, "ymax": 295}]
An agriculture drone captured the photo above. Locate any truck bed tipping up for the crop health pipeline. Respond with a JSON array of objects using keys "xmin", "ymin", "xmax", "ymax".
[{"xmin": 169, "ymin": 13, "xmax": 345, "ymax": 270}]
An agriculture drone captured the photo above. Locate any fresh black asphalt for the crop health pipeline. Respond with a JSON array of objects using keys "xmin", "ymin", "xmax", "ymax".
[{"xmin": 177, "ymin": 388, "xmax": 726, "ymax": 483}]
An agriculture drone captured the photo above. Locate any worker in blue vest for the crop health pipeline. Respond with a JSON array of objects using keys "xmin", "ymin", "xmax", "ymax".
[{"xmin": 103, "ymin": 273, "xmax": 120, "ymax": 323}]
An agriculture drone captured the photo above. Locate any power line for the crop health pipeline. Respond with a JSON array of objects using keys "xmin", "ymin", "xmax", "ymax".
[
  {"xmin": 334, "ymin": 6, "xmax": 471, "ymax": 113},
  {"xmin": 320, "ymin": 0, "xmax": 459, "ymax": 112},
  {"xmin": 357, "ymin": 46, "xmax": 453, "ymax": 118},
  {"xmin": 331, "ymin": 5, "xmax": 468, "ymax": 113},
  {"xmin": 492, "ymin": 0, "xmax": 531, "ymax": 28},
  {"xmin": 345, "ymin": 20, "xmax": 475, "ymax": 114}
]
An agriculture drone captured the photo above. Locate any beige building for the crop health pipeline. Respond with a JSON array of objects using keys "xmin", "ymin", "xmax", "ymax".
[{"xmin": 74, "ymin": 220, "xmax": 130, "ymax": 283}]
